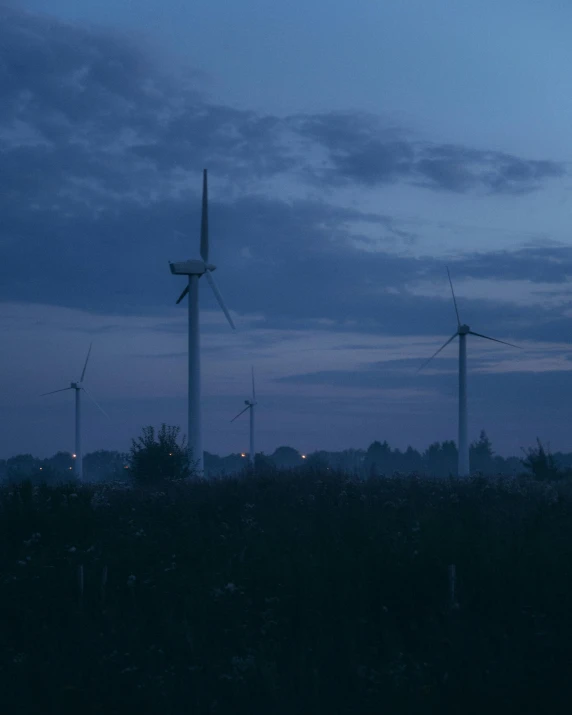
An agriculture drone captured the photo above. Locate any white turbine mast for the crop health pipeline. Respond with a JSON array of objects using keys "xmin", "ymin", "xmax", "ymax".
[
  {"xmin": 418, "ymin": 267, "xmax": 521, "ymax": 477},
  {"xmin": 41, "ymin": 342, "xmax": 109, "ymax": 481},
  {"xmin": 169, "ymin": 169, "xmax": 235, "ymax": 476},
  {"xmin": 231, "ymin": 366, "xmax": 257, "ymax": 467}
]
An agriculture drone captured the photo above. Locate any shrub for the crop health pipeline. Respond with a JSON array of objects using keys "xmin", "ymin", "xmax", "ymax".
[
  {"xmin": 127, "ymin": 424, "xmax": 196, "ymax": 485},
  {"xmin": 521, "ymin": 438, "xmax": 562, "ymax": 481}
]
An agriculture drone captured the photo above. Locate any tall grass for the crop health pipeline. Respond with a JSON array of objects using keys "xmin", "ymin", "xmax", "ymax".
[{"xmin": 1, "ymin": 472, "xmax": 572, "ymax": 714}]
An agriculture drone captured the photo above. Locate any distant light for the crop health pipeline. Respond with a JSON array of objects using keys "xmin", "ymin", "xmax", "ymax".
[
  {"xmin": 124, "ymin": 466, "xmax": 129, "ymax": 469},
  {"xmin": 69, "ymin": 467, "xmax": 72, "ymax": 470},
  {"xmin": 169, "ymin": 453, "xmax": 173, "ymax": 456},
  {"xmin": 301, "ymin": 455, "xmax": 306, "ymax": 459},
  {"xmin": 72, "ymin": 454, "xmax": 77, "ymax": 458},
  {"xmin": 39, "ymin": 467, "xmax": 43, "ymax": 471},
  {"xmin": 241, "ymin": 453, "xmax": 246, "ymax": 458}
]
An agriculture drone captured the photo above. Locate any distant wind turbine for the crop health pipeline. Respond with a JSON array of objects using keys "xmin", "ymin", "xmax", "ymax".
[
  {"xmin": 41, "ymin": 342, "xmax": 109, "ymax": 481},
  {"xmin": 231, "ymin": 367, "xmax": 257, "ymax": 467},
  {"xmin": 169, "ymin": 169, "xmax": 235, "ymax": 475},
  {"xmin": 418, "ymin": 267, "xmax": 522, "ymax": 477}
]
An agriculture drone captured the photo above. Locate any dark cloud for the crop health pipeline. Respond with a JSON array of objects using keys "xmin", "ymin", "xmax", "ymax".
[
  {"xmin": 453, "ymin": 245, "xmax": 572, "ymax": 284},
  {"xmin": 1, "ymin": 7, "xmax": 564, "ymax": 225},
  {"xmin": 294, "ymin": 112, "xmax": 565, "ymax": 194},
  {"xmin": 0, "ymin": 7, "xmax": 570, "ymax": 345}
]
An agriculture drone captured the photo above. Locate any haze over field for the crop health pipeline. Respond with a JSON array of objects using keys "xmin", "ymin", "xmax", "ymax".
[{"xmin": 2, "ymin": 1, "xmax": 572, "ymax": 459}]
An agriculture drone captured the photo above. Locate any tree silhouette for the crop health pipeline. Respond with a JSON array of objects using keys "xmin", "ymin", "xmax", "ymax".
[
  {"xmin": 84, "ymin": 450, "xmax": 127, "ymax": 481},
  {"xmin": 521, "ymin": 438, "xmax": 561, "ymax": 481},
  {"xmin": 470, "ymin": 430, "xmax": 494, "ymax": 474},
  {"xmin": 128, "ymin": 424, "xmax": 194, "ymax": 485},
  {"xmin": 271, "ymin": 446, "xmax": 303, "ymax": 469},
  {"xmin": 366, "ymin": 440, "xmax": 392, "ymax": 475}
]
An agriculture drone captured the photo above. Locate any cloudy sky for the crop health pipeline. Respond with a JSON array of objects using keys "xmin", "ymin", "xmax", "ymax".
[{"xmin": 2, "ymin": 0, "xmax": 572, "ymax": 460}]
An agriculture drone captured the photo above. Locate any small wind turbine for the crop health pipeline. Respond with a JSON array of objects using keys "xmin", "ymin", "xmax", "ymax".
[
  {"xmin": 231, "ymin": 367, "xmax": 257, "ymax": 467},
  {"xmin": 418, "ymin": 267, "xmax": 521, "ymax": 477},
  {"xmin": 41, "ymin": 342, "xmax": 109, "ymax": 481},
  {"xmin": 169, "ymin": 169, "xmax": 235, "ymax": 475}
]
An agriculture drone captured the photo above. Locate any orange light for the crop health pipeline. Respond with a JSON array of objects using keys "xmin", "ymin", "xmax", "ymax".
[
  {"xmin": 301, "ymin": 455, "xmax": 306, "ymax": 459},
  {"xmin": 72, "ymin": 454, "xmax": 77, "ymax": 458},
  {"xmin": 241, "ymin": 453, "xmax": 246, "ymax": 457}
]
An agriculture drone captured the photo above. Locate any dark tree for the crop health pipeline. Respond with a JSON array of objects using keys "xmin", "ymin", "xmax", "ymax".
[
  {"xmin": 470, "ymin": 430, "xmax": 494, "ymax": 474},
  {"xmin": 441, "ymin": 440, "xmax": 458, "ymax": 475},
  {"xmin": 423, "ymin": 442, "xmax": 442, "ymax": 476},
  {"xmin": 521, "ymin": 438, "xmax": 562, "ymax": 481},
  {"xmin": 128, "ymin": 424, "xmax": 194, "ymax": 485},
  {"xmin": 423, "ymin": 441, "xmax": 457, "ymax": 476},
  {"xmin": 254, "ymin": 452, "xmax": 275, "ymax": 473},
  {"xmin": 304, "ymin": 451, "xmax": 330, "ymax": 470},
  {"xmin": 402, "ymin": 445, "xmax": 423, "ymax": 473},
  {"xmin": 271, "ymin": 446, "xmax": 303, "ymax": 469},
  {"xmin": 5, "ymin": 454, "xmax": 61, "ymax": 485},
  {"xmin": 83, "ymin": 450, "xmax": 128, "ymax": 481},
  {"xmin": 6, "ymin": 454, "xmax": 41, "ymax": 474},
  {"xmin": 46, "ymin": 451, "xmax": 74, "ymax": 476},
  {"xmin": 366, "ymin": 440, "xmax": 392, "ymax": 475}
]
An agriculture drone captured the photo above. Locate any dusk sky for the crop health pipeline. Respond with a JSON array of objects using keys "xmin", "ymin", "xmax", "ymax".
[{"xmin": 2, "ymin": 1, "xmax": 572, "ymax": 460}]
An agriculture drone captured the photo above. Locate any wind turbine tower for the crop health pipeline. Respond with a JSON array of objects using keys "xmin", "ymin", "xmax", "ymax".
[
  {"xmin": 169, "ymin": 169, "xmax": 235, "ymax": 475},
  {"xmin": 41, "ymin": 343, "xmax": 108, "ymax": 480},
  {"xmin": 231, "ymin": 367, "xmax": 257, "ymax": 467},
  {"xmin": 418, "ymin": 267, "xmax": 521, "ymax": 477}
]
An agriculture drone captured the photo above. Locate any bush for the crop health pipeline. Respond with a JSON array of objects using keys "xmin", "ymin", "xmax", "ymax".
[
  {"xmin": 521, "ymin": 438, "xmax": 562, "ymax": 481},
  {"xmin": 127, "ymin": 424, "xmax": 195, "ymax": 485}
]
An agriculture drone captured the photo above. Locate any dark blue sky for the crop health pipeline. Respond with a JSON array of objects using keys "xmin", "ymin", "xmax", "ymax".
[{"xmin": 1, "ymin": 2, "xmax": 572, "ymax": 458}]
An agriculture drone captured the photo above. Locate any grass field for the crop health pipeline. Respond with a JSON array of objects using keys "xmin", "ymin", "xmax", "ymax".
[{"xmin": 2, "ymin": 471, "xmax": 572, "ymax": 714}]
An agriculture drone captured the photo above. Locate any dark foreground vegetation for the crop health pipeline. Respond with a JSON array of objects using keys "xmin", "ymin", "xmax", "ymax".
[{"xmin": 2, "ymin": 470, "xmax": 572, "ymax": 714}]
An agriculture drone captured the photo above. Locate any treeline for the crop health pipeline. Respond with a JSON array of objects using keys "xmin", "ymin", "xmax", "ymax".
[
  {"xmin": 0, "ymin": 450, "xmax": 128, "ymax": 483},
  {"xmin": 1, "ymin": 428, "xmax": 570, "ymax": 483}
]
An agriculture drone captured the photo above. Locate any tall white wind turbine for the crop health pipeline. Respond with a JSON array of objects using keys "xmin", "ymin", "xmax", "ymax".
[
  {"xmin": 418, "ymin": 267, "xmax": 521, "ymax": 477},
  {"xmin": 169, "ymin": 169, "xmax": 235, "ymax": 475},
  {"xmin": 41, "ymin": 342, "xmax": 109, "ymax": 481},
  {"xmin": 231, "ymin": 367, "xmax": 257, "ymax": 467}
]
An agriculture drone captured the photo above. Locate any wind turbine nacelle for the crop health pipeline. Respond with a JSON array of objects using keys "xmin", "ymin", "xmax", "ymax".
[
  {"xmin": 169, "ymin": 260, "xmax": 214, "ymax": 276},
  {"xmin": 458, "ymin": 324, "xmax": 470, "ymax": 335}
]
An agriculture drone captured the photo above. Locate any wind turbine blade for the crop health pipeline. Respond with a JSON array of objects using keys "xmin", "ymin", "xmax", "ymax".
[
  {"xmin": 251, "ymin": 366, "xmax": 256, "ymax": 401},
  {"xmin": 80, "ymin": 342, "xmax": 93, "ymax": 383},
  {"xmin": 82, "ymin": 386, "xmax": 110, "ymax": 419},
  {"xmin": 468, "ymin": 331, "xmax": 522, "ymax": 349},
  {"xmin": 205, "ymin": 270, "xmax": 235, "ymax": 329},
  {"xmin": 40, "ymin": 387, "xmax": 72, "ymax": 396},
  {"xmin": 417, "ymin": 333, "xmax": 458, "ymax": 373},
  {"xmin": 231, "ymin": 405, "xmax": 250, "ymax": 422},
  {"xmin": 200, "ymin": 169, "xmax": 209, "ymax": 263},
  {"xmin": 446, "ymin": 266, "xmax": 461, "ymax": 327},
  {"xmin": 176, "ymin": 284, "xmax": 189, "ymax": 305}
]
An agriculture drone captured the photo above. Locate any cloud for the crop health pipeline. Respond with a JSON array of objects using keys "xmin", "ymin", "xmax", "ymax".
[
  {"xmin": 1, "ymin": 6, "xmax": 564, "ymax": 234},
  {"xmin": 293, "ymin": 112, "xmax": 565, "ymax": 194},
  {"xmin": 452, "ymin": 245, "xmax": 572, "ymax": 284}
]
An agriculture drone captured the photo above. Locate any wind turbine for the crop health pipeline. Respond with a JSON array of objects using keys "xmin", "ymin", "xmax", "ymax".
[
  {"xmin": 418, "ymin": 267, "xmax": 521, "ymax": 477},
  {"xmin": 169, "ymin": 169, "xmax": 235, "ymax": 475},
  {"xmin": 41, "ymin": 342, "xmax": 109, "ymax": 481},
  {"xmin": 231, "ymin": 367, "xmax": 257, "ymax": 467}
]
